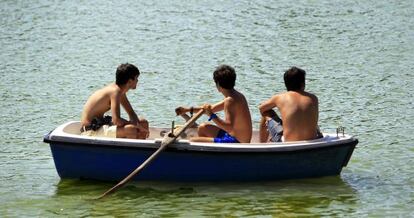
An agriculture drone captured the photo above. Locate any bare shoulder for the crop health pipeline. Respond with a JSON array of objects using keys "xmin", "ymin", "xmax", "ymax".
[
  {"xmin": 226, "ymin": 90, "xmax": 247, "ymax": 104},
  {"xmin": 103, "ymin": 83, "xmax": 122, "ymax": 97},
  {"xmin": 107, "ymin": 83, "xmax": 121, "ymax": 92},
  {"xmin": 305, "ymin": 91, "xmax": 318, "ymax": 102},
  {"xmin": 271, "ymin": 92, "xmax": 285, "ymax": 103},
  {"xmin": 224, "ymin": 96, "xmax": 235, "ymax": 105},
  {"xmin": 87, "ymin": 84, "xmax": 122, "ymax": 103}
]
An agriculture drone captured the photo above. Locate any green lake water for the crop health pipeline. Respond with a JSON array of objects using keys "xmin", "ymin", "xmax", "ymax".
[{"xmin": 1, "ymin": 0, "xmax": 413, "ymax": 217}]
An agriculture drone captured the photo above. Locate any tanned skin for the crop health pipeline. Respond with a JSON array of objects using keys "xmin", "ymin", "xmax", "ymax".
[
  {"xmin": 259, "ymin": 84, "xmax": 319, "ymax": 142},
  {"xmin": 81, "ymin": 75, "xmax": 149, "ymax": 139},
  {"xmin": 176, "ymin": 84, "xmax": 252, "ymax": 143}
]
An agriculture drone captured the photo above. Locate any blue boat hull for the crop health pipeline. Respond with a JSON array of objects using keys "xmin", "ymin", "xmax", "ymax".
[{"xmin": 49, "ymin": 140, "xmax": 357, "ymax": 182}]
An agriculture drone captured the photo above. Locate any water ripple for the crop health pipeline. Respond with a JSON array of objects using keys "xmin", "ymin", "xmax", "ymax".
[{"xmin": 1, "ymin": 0, "xmax": 413, "ymax": 216}]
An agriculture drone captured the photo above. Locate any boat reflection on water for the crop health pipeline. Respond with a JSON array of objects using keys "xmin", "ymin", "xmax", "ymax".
[{"xmin": 53, "ymin": 176, "xmax": 358, "ymax": 216}]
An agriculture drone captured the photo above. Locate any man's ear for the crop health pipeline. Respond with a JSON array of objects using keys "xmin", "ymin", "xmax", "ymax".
[
  {"xmin": 126, "ymin": 79, "xmax": 134, "ymax": 87},
  {"xmin": 215, "ymin": 83, "xmax": 221, "ymax": 91}
]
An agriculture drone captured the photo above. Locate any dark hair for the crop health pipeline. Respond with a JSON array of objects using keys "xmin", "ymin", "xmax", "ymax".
[
  {"xmin": 213, "ymin": 65, "xmax": 236, "ymax": 89},
  {"xmin": 116, "ymin": 63, "xmax": 140, "ymax": 85},
  {"xmin": 283, "ymin": 67, "xmax": 306, "ymax": 91}
]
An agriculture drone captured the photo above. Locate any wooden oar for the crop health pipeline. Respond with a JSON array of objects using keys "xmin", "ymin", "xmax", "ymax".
[
  {"xmin": 179, "ymin": 113, "xmax": 198, "ymax": 128},
  {"xmin": 97, "ymin": 109, "xmax": 204, "ymax": 199}
]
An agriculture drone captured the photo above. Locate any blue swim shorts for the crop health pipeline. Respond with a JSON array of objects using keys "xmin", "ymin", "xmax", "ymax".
[
  {"xmin": 214, "ymin": 129, "xmax": 239, "ymax": 143},
  {"xmin": 266, "ymin": 118, "xmax": 283, "ymax": 142}
]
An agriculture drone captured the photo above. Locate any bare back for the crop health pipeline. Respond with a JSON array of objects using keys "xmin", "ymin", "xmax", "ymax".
[
  {"xmin": 81, "ymin": 84, "xmax": 120, "ymax": 126},
  {"xmin": 224, "ymin": 90, "xmax": 252, "ymax": 143},
  {"xmin": 276, "ymin": 91, "xmax": 319, "ymax": 141}
]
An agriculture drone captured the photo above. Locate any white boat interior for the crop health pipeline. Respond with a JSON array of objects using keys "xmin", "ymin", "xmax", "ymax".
[
  {"xmin": 59, "ymin": 121, "xmax": 339, "ymax": 143},
  {"xmin": 46, "ymin": 121, "xmax": 357, "ymax": 152}
]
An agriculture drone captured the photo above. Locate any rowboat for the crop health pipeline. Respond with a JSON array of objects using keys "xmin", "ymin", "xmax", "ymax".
[{"xmin": 43, "ymin": 121, "xmax": 358, "ymax": 182}]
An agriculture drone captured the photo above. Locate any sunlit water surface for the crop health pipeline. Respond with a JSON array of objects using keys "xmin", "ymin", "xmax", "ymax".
[{"xmin": 1, "ymin": 0, "xmax": 413, "ymax": 216}]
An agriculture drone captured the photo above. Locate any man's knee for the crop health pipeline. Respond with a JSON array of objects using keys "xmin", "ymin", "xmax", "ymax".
[
  {"xmin": 260, "ymin": 116, "xmax": 273, "ymax": 128},
  {"xmin": 121, "ymin": 125, "xmax": 138, "ymax": 138},
  {"xmin": 263, "ymin": 110, "xmax": 282, "ymax": 124},
  {"xmin": 197, "ymin": 122, "xmax": 211, "ymax": 135},
  {"xmin": 126, "ymin": 124, "xmax": 138, "ymax": 132},
  {"xmin": 139, "ymin": 118, "xmax": 149, "ymax": 128},
  {"xmin": 198, "ymin": 122, "xmax": 208, "ymax": 131},
  {"xmin": 260, "ymin": 116, "xmax": 270, "ymax": 122}
]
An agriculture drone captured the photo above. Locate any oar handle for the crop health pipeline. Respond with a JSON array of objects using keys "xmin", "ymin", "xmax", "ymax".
[
  {"xmin": 173, "ymin": 109, "xmax": 204, "ymax": 137},
  {"xmin": 160, "ymin": 109, "xmax": 204, "ymax": 146}
]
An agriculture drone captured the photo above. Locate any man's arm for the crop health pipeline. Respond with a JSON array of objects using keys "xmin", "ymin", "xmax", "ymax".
[
  {"xmin": 259, "ymin": 95, "xmax": 279, "ymax": 116},
  {"xmin": 210, "ymin": 100, "xmax": 225, "ymax": 113},
  {"xmin": 175, "ymin": 100, "xmax": 225, "ymax": 116},
  {"xmin": 120, "ymin": 94, "xmax": 149, "ymax": 134},
  {"xmin": 120, "ymin": 94, "xmax": 139, "ymax": 123},
  {"xmin": 110, "ymin": 92, "xmax": 128, "ymax": 126},
  {"xmin": 204, "ymin": 99, "xmax": 234, "ymax": 134}
]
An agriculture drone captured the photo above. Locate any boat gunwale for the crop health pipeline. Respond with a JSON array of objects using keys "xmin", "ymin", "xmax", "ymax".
[{"xmin": 44, "ymin": 121, "xmax": 358, "ymax": 153}]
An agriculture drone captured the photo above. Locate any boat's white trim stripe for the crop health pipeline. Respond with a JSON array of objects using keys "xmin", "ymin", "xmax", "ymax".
[{"xmin": 46, "ymin": 121, "xmax": 358, "ymax": 152}]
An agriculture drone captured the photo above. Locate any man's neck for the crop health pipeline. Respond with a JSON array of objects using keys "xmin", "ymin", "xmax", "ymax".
[
  {"xmin": 288, "ymin": 86, "xmax": 305, "ymax": 94},
  {"xmin": 221, "ymin": 88, "xmax": 236, "ymax": 97},
  {"xmin": 115, "ymin": 83, "xmax": 129, "ymax": 94}
]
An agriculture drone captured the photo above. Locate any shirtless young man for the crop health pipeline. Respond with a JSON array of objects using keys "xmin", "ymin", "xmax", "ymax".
[
  {"xmin": 80, "ymin": 63, "xmax": 149, "ymax": 139},
  {"xmin": 175, "ymin": 65, "xmax": 252, "ymax": 143},
  {"xmin": 259, "ymin": 67, "xmax": 320, "ymax": 142}
]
